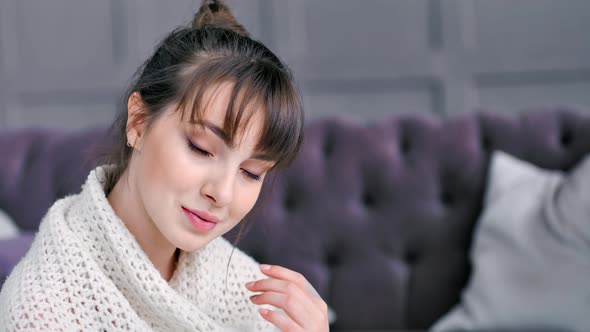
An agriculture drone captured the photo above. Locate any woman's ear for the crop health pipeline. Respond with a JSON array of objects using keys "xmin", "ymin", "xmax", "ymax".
[{"xmin": 126, "ymin": 92, "xmax": 147, "ymax": 151}]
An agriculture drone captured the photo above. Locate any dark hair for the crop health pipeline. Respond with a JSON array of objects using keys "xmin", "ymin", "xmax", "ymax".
[{"xmin": 101, "ymin": 0, "xmax": 303, "ymax": 195}]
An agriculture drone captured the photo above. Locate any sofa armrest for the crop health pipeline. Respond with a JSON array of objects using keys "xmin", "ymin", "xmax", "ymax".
[{"xmin": 0, "ymin": 232, "xmax": 35, "ymax": 287}]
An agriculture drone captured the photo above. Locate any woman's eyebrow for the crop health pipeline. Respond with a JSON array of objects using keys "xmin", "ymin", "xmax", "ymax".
[
  {"xmin": 191, "ymin": 121, "xmax": 273, "ymax": 162},
  {"xmin": 189, "ymin": 120, "xmax": 231, "ymax": 145},
  {"xmin": 201, "ymin": 121, "xmax": 230, "ymax": 144},
  {"xmin": 251, "ymin": 152, "xmax": 274, "ymax": 161}
]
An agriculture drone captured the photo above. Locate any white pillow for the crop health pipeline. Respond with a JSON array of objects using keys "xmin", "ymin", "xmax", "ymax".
[
  {"xmin": 431, "ymin": 151, "xmax": 590, "ymax": 331},
  {"xmin": 0, "ymin": 209, "xmax": 19, "ymax": 240}
]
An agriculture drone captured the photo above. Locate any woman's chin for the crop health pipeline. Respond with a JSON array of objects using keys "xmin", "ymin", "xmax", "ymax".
[{"xmin": 171, "ymin": 233, "xmax": 213, "ymax": 253}]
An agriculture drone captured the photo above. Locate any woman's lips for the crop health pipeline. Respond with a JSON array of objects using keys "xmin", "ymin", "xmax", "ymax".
[{"xmin": 181, "ymin": 206, "xmax": 217, "ymax": 232}]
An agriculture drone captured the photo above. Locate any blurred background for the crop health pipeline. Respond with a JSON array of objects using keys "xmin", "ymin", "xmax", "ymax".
[{"xmin": 0, "ymin": 0, "xmax": 589, "ymax": 129}]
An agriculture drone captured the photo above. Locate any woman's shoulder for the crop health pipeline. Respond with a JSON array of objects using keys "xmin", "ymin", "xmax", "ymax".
[
  {"xmin": 174, "ymin": 237, "xmax": 277, "ymax": 331},
  {"xmin": 174, "ymin": 236, "xmax": 266, "ymax": 305},
  {"xmin": 0, "ymin": 193, "xmax": 98, "ymax": 327},
  {"xmin": 1, "ymin": 195, "xmax": 80, "ymax": 287},
  {"xmin": 208, "ymin": 236, "xmax": 263, "ymax": 277},
  {"xmin": 178, "ymin": 236, "xmax": 264, "ymax": 283},
  {"xmin": 0, "ymin": 255, "xmax": 71, "ymax": 329}
]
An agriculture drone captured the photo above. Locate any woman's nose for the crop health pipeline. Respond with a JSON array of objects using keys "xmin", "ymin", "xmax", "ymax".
[{"xmin": 201, "ymin": 167, "xmax": 235, "ymax": 207}]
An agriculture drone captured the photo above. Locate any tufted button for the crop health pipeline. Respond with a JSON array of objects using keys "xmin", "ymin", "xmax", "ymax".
[
  {"xmin": 361, "ymin": 190, "xmax": 377, "ymax": 208},
  {"xmin": 325, "ymin": 251, "xmax": 341, "ymax": 268},
  {"xmin": 560, "ymin": 130, "xmax": 573, "ymax": 148},
  {"xmin": 323, "ymin": 134, "xmax": 334, "ymax": 158},
  {"xmin": 400, "ymin": 135, "xmax": 411, "ymax": 156},
  {"xmin": 284, "ymin": 194, "xmax": 296, "ymax": 211},
  {"xmin": 440, "ymin": 190, "xmax": 454, "ymax": 206},
  {"xmin": 404, "ymin": 249, "xmax": 419, "ymax": 265},
  {"xmin": 481, "ymin": 134, "xmax": 492, "ymax": 151}
]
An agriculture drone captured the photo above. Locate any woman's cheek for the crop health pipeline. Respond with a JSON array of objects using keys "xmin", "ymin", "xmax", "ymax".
[
  {"xmin": 235, "ymin": 183, "xmax": 263, "ymax": 221},
  {"xmin": 170, "ymin": 145, "xmax": 205, "ymax": 192}
]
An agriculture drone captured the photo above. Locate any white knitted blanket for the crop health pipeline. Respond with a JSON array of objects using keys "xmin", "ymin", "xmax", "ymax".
[{"xmin": 0, "ymin": 166, "xmax": 277, "ymax": 331}]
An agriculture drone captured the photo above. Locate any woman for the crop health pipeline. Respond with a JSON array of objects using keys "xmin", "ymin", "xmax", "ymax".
[{"xmin": 0, "ymin": 1, "xmax": 329, "ymax": 331}]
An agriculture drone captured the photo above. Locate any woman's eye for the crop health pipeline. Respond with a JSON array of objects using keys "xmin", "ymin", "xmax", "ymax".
[
  {"xmin": 242, "ymin": 169, "xmax": 262, "ymax": 182},
  {"xmin": 187, "ymin": 140, "xmax": 212, "ymax": 157}
]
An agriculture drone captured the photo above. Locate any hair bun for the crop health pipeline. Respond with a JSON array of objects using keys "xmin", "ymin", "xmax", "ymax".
[{"xmin": 193, "ymin": 0, "xmax": 250, "ymax": 37}]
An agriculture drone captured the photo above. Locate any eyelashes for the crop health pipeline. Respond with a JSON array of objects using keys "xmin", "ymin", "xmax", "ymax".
[
  {"xmin": 186, "ymin": 139, "xmax": 263, "ymax": 182},
  {"xmin": 187, "ymin": 140, "xmax": 212, "ymax": 157},
  {"xmin": 244, "ymin": 171, "xmax": 262, "ymax": 182}
]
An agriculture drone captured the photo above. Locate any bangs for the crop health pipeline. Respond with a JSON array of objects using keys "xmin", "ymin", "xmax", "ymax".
[{"xmin": 175, "ymin": 57, "xmax": 303, "ymax": 170}]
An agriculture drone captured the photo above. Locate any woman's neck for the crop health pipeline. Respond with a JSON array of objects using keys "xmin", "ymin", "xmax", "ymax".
[{"xmin": 106, "ymin": 171, "xmax": 179, "ymax": 282}]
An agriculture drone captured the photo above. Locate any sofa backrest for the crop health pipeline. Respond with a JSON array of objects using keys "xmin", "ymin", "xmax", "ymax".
[
  {"xmin": 1, "ymin": 127, "xmax": 109, "ymax": 231},
  {"xmin": 239, "ymin": 108, "xmax": 590, "ymax": 330},
  {"xmin": 2, "ymin": 108, "xmax": 590, "ymax": 330}
]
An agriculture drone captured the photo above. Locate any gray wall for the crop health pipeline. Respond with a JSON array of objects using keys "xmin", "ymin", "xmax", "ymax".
[{"xmin": 1, "ymin": 0, "xmax": 589, "ymax": 129}]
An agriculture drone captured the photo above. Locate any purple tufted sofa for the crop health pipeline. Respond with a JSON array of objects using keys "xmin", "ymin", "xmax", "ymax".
[{"xmin": 2, "ymin": 107, "xmax": 590, "ymax": 331}]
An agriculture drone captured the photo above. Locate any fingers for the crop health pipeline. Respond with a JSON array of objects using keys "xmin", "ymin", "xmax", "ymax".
[
  {"xmin": 246, "ymin": 277, "xmax": 317, "ymax": 323},
  {"xmin": 246, "ymin": 265, "xmax": 330, "ymax": 331},
  {"xmin": 250, "ymin": 290, "xmax": 312, "ymax": 327},
  {"xmin": 246, "ymin": 276, "xmax": 305, "ymax": 298},
  {"xmin": 258, "ymin": 308, "xmax": 300, "ymax": 332},
  {"xmin": 258, "ymin": 264, "xmax": 308, "ymax": 290},
  {"xmin": 255, "ymin": 265, "xmax": 325, "ymax": 307}
]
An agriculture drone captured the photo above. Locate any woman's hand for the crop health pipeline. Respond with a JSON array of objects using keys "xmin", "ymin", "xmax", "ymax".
[{"xmin": 245, "ymin": 264, "xmax": 329, "ymax": 332}]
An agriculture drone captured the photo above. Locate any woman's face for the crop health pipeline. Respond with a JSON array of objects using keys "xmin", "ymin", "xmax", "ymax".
[{"xmin": 128, "ymin": 83, "xmax": 273, "ymax": 252}]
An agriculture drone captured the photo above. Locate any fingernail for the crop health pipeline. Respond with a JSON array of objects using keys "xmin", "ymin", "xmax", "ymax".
[
  {"xmin": 245, "ymin": 281, "xmax": 254, "ymax": 288},
  {"xmin": 260, "ymin": 264, "xmax": 271, "ymax": 271},
  {"xmin": 259, "ymin": 308, "xmax": 268, "ymax": 315},
  {"xmin": 250, "ymin": 295, "xmax": 258, "ymax": 301}
]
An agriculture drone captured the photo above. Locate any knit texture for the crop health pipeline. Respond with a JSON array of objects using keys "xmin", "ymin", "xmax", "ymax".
[{"xmin": 0, "ymin": 166, "xmax": 278, "ymax": 331}]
